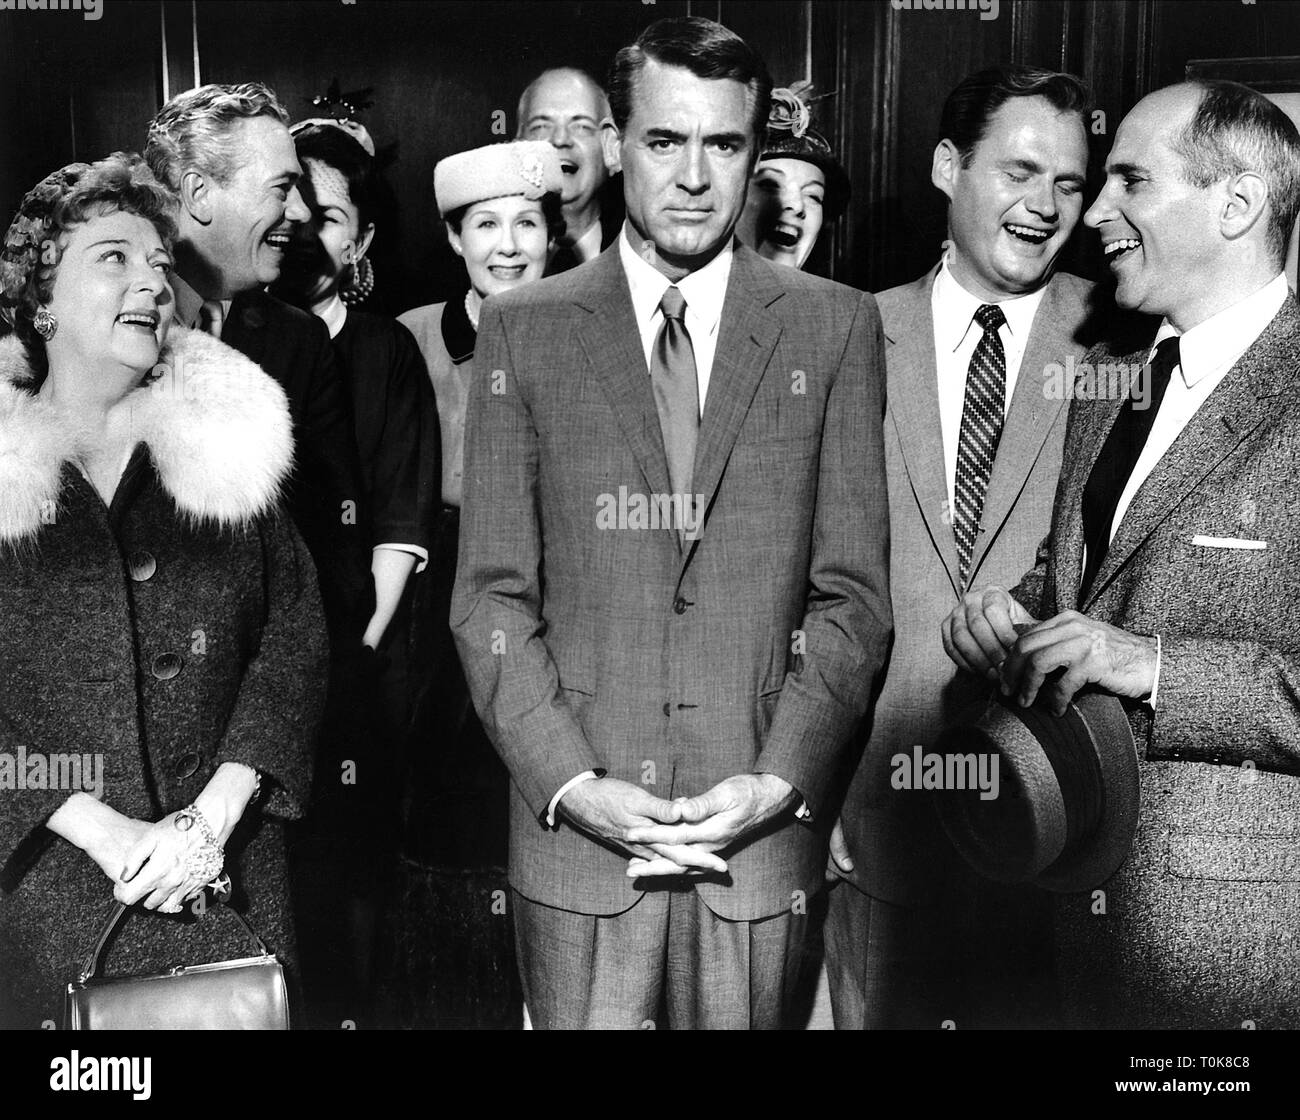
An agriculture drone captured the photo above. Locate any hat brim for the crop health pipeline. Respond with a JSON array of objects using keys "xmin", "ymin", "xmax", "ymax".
[
  {"xmin": 934, "ymin": 690, "xmax": 1139, "ymax": 893},
  {"xmin": 757, "ymin": 148, "xmax": 851, "ymax": 222}
]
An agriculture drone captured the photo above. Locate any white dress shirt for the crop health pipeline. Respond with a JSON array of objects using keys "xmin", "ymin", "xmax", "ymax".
[
  {"xmin": 931, "ymin": 255, "xmax": 1049, "ymax": 514},
  {"xmin": 618, "ymin": 225, "xmax": 732, "ymax": 417},
  {"xmin": 1088, "ymin": 271, "xmax": 1288, "ymax": 710},
  {"xmin": 171, "ymin": 273, "xmax": 231, "ymax": 333},
  {"xmin": 1109, "ymin": 272, "xmax": 1288, "ymax": 539},
  {"xmin": 571, "ymin": 216, "xmax": 604, "ymax": 265}
]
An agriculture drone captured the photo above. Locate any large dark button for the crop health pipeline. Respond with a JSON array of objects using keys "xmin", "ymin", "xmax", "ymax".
[
  {"xmin": 128, "ymin": 550, "xmax": 157, "ymax": 582},
  {"xmin": 673, "ymin": 597, "xmax": 688, "ymax": 615},
  {"xmin": 174, "ymin": 752, "xmax": 201, "ymax": 779},
  {"xmin": 151, "ymin": 652, "xmax": 183, "ymax": 680}
]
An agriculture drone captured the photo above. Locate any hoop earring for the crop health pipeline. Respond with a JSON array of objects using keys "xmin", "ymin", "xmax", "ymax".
[
  {"xmin": 340, "ymin": 256, "xmax": 374, "ymax": 306},
  {"xmin": 32, "ymin": 307, "xmax": 57, "ymax": 341}
]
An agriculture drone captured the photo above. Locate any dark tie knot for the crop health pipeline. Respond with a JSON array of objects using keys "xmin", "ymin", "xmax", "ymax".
[
  {"xmin": 1150, "ymin": 334, "xmax": 1181, "ymax": 374},
  {"xmin": 660, "ymin": 286, "xmax": 688, "ymax": 322},
  {"xmin": 974, "ymin": 303, "xmax": 1005, "ymax": 333}
]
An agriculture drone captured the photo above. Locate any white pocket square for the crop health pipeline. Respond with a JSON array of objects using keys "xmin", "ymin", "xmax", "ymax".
[{"xmin": 1191, "ymin": 535, "xmax": 1267, "ymax": 549}]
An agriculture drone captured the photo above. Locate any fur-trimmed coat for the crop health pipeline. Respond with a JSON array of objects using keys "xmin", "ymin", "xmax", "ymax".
[{"xmin": 0, "ymin": 327, "xmax": 328, "ymax": 1028}]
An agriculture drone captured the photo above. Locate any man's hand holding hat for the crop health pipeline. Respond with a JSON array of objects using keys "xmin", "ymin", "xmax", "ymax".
[{"xmin": 944, "ymin": 588, "xmax": 1159, "ymax": 715}]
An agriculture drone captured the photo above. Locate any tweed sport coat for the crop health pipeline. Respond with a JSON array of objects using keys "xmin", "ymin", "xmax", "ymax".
[
  {"xmin": 0, "ymin": 328, "xmax": 327, "ymax": 1027},
  {"xmin": 838, "ymin": 267, "xmax": 1103, "ymax": 907},
  {"xmin": 451, "ymin": 242, "xmax": 892, "ymax": 921},
  {"xmin": 1012, "ymin": 294, "xmax": 1300, "ymax": 1029}
]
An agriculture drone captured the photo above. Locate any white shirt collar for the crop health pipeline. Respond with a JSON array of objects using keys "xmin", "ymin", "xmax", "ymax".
[
  {"xmin": 318, "ymin": 293, "xmax": 348, "ymax": 340},
  {"xmin": 571, "ymin": 217, "xmax": 604, "ymax": 264},
  {"xmin": 171, "ymin": 272, "xmax": 232, "ymax": 331},
  {"xmin": 931, "ymin": 252, "xmax": 1048, "ymax": 353},
  {"xmin": 1150, "ymin": 272, "xmax": 1289, "ymax": 388},
  {"xmin": 618, "ymin": 224, "xmax": 733, "ymax": 340}
]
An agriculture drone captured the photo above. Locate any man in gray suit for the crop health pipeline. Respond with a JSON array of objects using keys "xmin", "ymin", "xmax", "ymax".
[
  {"xmin": 945, "ymin": 80, "xmax": 1300, "ymax": 1028},
  {"xmin": 825, "ymin": 65, "xmax": 1102, "ymax": 1029},
  {"xmin": 452, "ymin": 16, "xmax": 890, "ymax": 1029}
]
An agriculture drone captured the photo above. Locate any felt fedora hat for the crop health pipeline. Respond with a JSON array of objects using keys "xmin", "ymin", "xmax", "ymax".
[{"xmin": 932, "ymin": 689, "xmax": 1140, "ymax": 892}]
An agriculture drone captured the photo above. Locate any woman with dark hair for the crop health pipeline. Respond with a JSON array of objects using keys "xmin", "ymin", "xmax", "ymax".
[
  {"xmin": 736, "ymin": 83, "xmax": 851, "ymax": 273},
  {"xmin": 277, "ymin": 118, "xmax": 435, "ymax": 656},
  {"xmin": 0, "ymin": 153, "xmax": 326, "ymax": 1027},
  {"xmin": 271, "ymin": 115, "xmax": 437, "ymax": 1026}
]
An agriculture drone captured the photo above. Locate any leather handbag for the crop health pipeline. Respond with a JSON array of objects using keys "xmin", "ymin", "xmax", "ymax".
[{"xmin": 65, "ymin": 901, "xmax": 289, "ymax": 1030}]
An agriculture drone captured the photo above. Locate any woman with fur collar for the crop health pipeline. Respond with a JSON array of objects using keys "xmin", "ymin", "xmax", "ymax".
[{"xmin": 0, "ymin": 153, "xmax": 328, "ymax": 1027}]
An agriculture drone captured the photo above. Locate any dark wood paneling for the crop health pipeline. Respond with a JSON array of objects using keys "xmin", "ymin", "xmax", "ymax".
[
  {"xmin": 0, "ymin": 2, "xmax": 160, "ymax": 217},
  {"xmin": 1151, "ymin": 0, "xmax": 1300, "ymax": 91},
  {"xmin": 4, "ymin": 0, "xmax": 1300, "ymax": 300}
]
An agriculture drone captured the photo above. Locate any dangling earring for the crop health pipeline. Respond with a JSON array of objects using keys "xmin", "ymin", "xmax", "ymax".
[
  {"xmin": 341, "ymin": 256, "xmax": 374, "ymax": 306},
  {"xmin": 32, "ymin": 307, "xmax": 57, "ymax": 341}
]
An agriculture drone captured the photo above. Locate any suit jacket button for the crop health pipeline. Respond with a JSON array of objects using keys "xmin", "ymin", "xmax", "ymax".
[
  {"xmin": 152, "ymin": 652, "xmax": 183, "ymax": 680},
  {"xmin": 663, "ymin": 703, "xmax": 671, "ymax": 716},
  {"xmin": 673, "ymin": 596, "xmax": 688, "ymax": 614},
  {"xmin": 128, "ymin": 550, "xmax": 157, "ymax": 582},
  {"xmin": 174, "ymin": 753, "xmax": 201, "ymax": 779}
]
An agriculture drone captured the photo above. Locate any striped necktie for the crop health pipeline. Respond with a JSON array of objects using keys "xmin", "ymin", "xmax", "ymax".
[{"xmin": 954, "ymin": 303, "xmax": 1006, "ymax": 586}]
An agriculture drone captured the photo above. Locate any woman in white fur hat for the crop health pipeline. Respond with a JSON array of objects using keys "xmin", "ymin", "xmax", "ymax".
[
  {"xmin": 396, "ymin": 140, "xmax": 562, "ymax": 1024},
  {"xmin": 0, "ymin": 153, "xmax": 326, "ymax": 1027}
]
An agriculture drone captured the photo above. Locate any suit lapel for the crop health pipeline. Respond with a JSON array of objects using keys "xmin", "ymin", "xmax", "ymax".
[
  {"xmin": 1082, "ymin": 299, "xmax": 1300, "ymax": 609},
  {"xmin": 886, "ymin": 269, "xmax": 961, "ymax": 593},
  {"xmin": 686, "ymin": 245, "xmax": 784, "ymax": 556},
  {"xmin": 1056, "ymin": 386, "xmax": 1126, "ymax": 610},
  {"xmin": 967, "ymin": 276, "xmax": 1073, "ymax": 583},
  {"xmin": 574, "ymin": 247, "xmax": 674, "ymax": 504}
]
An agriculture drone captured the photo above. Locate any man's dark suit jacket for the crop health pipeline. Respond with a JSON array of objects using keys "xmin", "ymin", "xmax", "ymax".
[{"xmin": 222, "ymin": 289, "xmax": 370, "ymax": 648}]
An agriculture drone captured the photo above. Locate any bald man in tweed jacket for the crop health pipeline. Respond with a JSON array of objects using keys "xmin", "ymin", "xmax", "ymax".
[{"xmin": 945, "ymin": 80, "xmax": 1300, "ymax": 1028}]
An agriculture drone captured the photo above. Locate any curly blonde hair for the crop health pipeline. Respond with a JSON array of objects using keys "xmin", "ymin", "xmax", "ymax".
[{"xmin": 0, "ymin": 152, "xmax": 176, "ymax": 377}]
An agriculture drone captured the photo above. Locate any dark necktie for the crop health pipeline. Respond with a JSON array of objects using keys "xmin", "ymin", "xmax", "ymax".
[
  {"xmin": 650, "ymin": 286, "xmax": 700, "ymax": 527},
  {"xmin": 1079, "ymin": 335, "xmax": 1181, "ymax": 598},
  {"xmin": 548, "ymin": 241, "xmax": 581, "ymax": 275},
  {"xmin": 954, "ymin": 303, "xmax": 1007, "ymax": 586}
]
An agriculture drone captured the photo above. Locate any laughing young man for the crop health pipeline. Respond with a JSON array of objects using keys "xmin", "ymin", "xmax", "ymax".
[{"xmin": 825, "ymin": 65, "xmax": 1107, "ymax": 1029}]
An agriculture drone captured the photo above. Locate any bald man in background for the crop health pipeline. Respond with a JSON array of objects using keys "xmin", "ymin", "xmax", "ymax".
[{"xmin": 516, "ymin": 66, "xmax": 622, "ymax": 273}]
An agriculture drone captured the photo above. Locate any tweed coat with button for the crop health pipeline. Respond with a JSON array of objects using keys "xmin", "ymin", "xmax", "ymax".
[
  {"xmin": 0, "ymin": 327, "xmax": 328, "ymax": 1028},
  {"xmin": 1011, "ymin": 295, "xmax": 1300, "ymax": 1029}
]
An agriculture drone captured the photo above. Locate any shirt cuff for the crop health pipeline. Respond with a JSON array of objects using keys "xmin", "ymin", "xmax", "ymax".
[
  {"xmin": 545, "ymin": 770, "xmax": 600, "ymax": 828},
  {"xmin": 373, "ymin": 542, "xmax": 429, "ymax": 574},
  {"xmin": 1145, "ymin": 633, "xmax": 1162, "ymax": 710}
]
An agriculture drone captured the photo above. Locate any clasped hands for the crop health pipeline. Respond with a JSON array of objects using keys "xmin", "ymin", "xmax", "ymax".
[
  {"xmin": 941, "ymin": 585, "xmax": 1159, "ymax": 714},
  {"xmin": 558, "ymin": 773, "xmax": 799, "ymax": 879},
  {"xmin": 81, "ymin": 803, "xmax": 222, "ymax": 913}
]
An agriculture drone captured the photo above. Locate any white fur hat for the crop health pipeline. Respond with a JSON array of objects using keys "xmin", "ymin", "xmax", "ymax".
[{"xmin": 434, "ymin": 140, "xmax": 563, "ymax": 217}]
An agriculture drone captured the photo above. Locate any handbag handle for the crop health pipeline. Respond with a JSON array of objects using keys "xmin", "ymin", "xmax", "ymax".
[{"xmin": 76, "ymin": 899, "xmax": 272, "ymax": 985}]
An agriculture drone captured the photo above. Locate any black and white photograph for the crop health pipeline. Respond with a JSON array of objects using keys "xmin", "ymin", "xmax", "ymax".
[{"xmin": 0, "ymin": 0, "xmax": 1297, "ymax": 1096}]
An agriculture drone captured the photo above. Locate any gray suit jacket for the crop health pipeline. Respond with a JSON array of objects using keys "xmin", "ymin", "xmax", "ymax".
[
  {"xmin": 451, "ymin": 243, "xmax": 891, "ymax": 921},
  {"xmin": 839, "ymin": 266, "xmax": 1100, "ymax": 906},
  {"xmin": 1014, "ymin": 294, "xmax": 1300, "ymax": 1028}
]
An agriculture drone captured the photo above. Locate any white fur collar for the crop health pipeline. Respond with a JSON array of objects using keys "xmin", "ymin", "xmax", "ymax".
[{"xmin": 0, "ymin": 326, "xmax": 293, "ymax": 543}]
